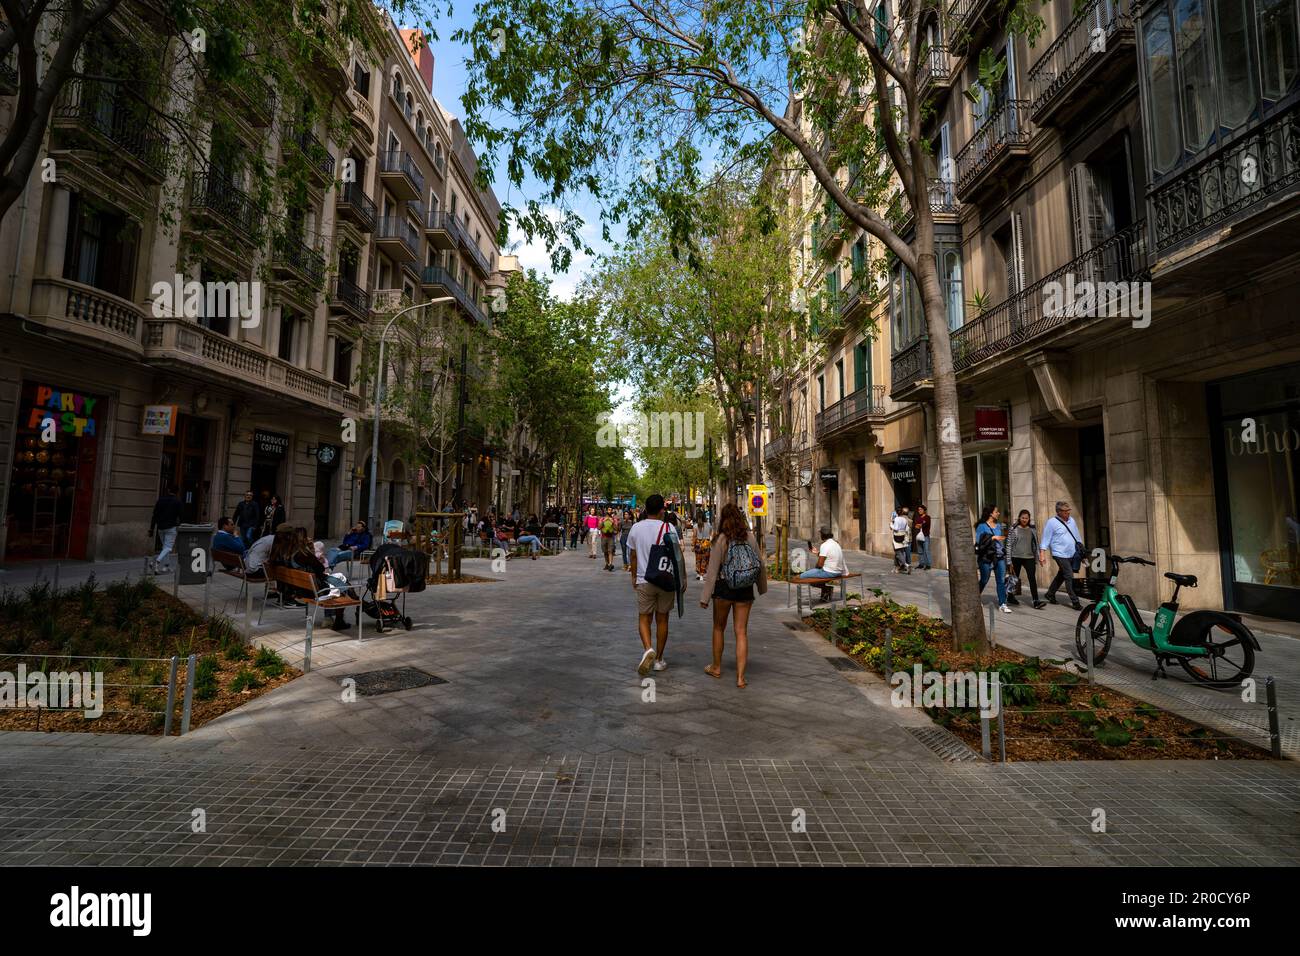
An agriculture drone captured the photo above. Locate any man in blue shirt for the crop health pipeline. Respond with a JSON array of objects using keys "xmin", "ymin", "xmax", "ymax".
[
  {"xmin": 1039, "ymin": 500, "xmax": 1084, "ymax": 610},
  {"xmin": 212, "ymin": 517, "xmax": 247, "ymax": 568}
]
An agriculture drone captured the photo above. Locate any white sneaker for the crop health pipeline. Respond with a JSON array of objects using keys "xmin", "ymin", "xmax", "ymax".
[
  {"xmin": 637, "ymin": 648, "xmax": 656, "ymax": 676},
  {"xmin": 653, "ymin": 659, "xmax": 668, "ymax": 671},
  {"xmin": 999, "ymin": 604, "xmax": 1013, "ymax": 613}
]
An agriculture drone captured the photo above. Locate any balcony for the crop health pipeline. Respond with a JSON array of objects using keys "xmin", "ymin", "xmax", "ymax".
[
  {"xmin": 421, "ymin": 265, "xmax": 489, "ymax": 327},
  {"xmin": 812, "ymin": 212, "xmax": 849, "ymax": 260},
  {"xmin": 225, "ymin": 71, "xmax": 275, "ymax": 128},
  {"xmin": 949, "ymin": 219, "xmax": 1148, "ymax": 375},
  {"xmin": 379, "ymin": 149, "xmax": 424, "ymax": 201},
  {"xmin": 918, "ymin": 43, "xmax": 951, "ymax": 102},
  {"xmin": 763, "ymin": 433, "xmax": 790, "ymax": 462},
  {"xmin": 289, "ymin": 126, "xmax": 335, "ymax": 184},
  {"xmin": 1148, "ymin": 100, "xmax": 1300, "ymax": 286},
  {"xmin": 330, "ymin": 274, "xmax": 370, "ymax": 321},
  {"xmin": 143, "ymin": 316, "xmax": 360, "ymax": 415},
  {"xmin": 893, "ymin": 179, "xmax": 960, "ymax": 240},
  {"xmin": 308, "ymin": 19, "xmax": 351, "ymax": 94},
  {"xmin": 188, "ymin": 171, "xmax": 261, "ymax": 241},
  {"xmin": 425, "ymin": 210, "xmax": 456, "ymax": 250},
  {"xmin": 51, "ymin": 77, "xmax": 167, "ymax": 181},
  {"xmin": 272, "ymin": 232, "xmax": 326, "ymax": 287},
  {"xmin": 27, "ymin": 277, "xmax": 145, "ymax": 358},
  {"xmin": 335, "ymin": 182, "xmax": 376, "ymax": 232},
  {"xmin": 954, "ymin": 100, "xmax": 1032, "ymax": 202},
  {"xmin": 463, "ymin": 238, "xmax": 492, "ymax": 278},
  {"xmin": 1027, "ymin": 0, "xmax": 1135, "ymax": 128},
  {"xmin": 890, "ymin": 337, "xmax": 933, "ymax": 402},
  {"xmin": 815, "ymin": 385, "xmax": 887, "ymax": 441},
  {"xmin": 837, "ymin": 276, "xmax": 871, "ymax": 323},
  {"xmin": 947, "ymin": 0, "xmax": 1000, "ymax": 52},
  {"xmin": 348, "ymin": 87, "xmax": 376, "ymax": 138},
  {"xmin": 375, "ymin": 215, "xmax": 419, "ymax": 263}
]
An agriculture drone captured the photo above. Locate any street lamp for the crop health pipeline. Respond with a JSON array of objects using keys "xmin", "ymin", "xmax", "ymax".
[{"xmin": 368, "ymin": 297, "xmax": 453, "ymax": 534}]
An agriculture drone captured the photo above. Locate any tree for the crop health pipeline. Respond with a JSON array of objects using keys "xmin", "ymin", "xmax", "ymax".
[{"xmin": 450, "ymin": 0, "xmax": 1050, "ymax": 649}]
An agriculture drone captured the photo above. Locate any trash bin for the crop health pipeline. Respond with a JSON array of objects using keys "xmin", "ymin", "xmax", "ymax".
[{"xmin": 175, "ymin": 523, "xmax": 215, "ymax": 586}]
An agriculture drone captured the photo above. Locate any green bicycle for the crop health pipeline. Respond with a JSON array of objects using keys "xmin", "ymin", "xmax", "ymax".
[{"xmin": 1073, "ymin": 555, "xmax": 1260, "ymax": 687}]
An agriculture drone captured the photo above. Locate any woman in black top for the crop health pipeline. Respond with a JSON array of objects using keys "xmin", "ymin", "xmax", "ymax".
[
  {"xmin": 270, "ymin": 528, "xmax": 351, "ymax": 629},
  {"xmin": 698, "ymin": 503, "xmax": 768, "ymax": 688}
]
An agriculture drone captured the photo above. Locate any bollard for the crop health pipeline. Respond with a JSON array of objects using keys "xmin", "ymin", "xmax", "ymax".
[
  {"xmin": 244, "ymin": 577, "xmax": 253, "ymax": 643},
  {"xmin": 987, "ymin": 601, "xmax": 996, "ymax": 648},
  {"xmin": 181, "ymin": 653, "xmax": 196, "ymax": 735},
  {"xmin": 883, "ymin": 626, "xmax": 893, "ymax": 682},
  {"xmin": 1266, "ymin": 676, "xmax": 1280, "ymax": 759},
  {"xmin": 304, "ymin": 615, "xmax": 313, "ymax": 673},
  {"xmin": 173, "ymin": 560, "xmax": 179, "ymax": 598},
  {"xmin": 1086, "ymin": 617, "xmax": 1095, "ymax": 684},
  {"xmin": 796, "ymin": 582, "xmax": 803, "ymax": 616},
  {"xmin": 980, "ymin": 710, "xmax": 991, "ymax": 760},
  {"xmin": 163, "ymin": 656, "xmax": 178, "ymax": 737},
  {"xmin": 996, "ymin": 678, "xmax": 1006, "ymax": 763}
]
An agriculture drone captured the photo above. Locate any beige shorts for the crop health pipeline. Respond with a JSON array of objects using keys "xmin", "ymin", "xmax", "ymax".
[{"xmin": 636, "ymin": 583, "xmax": 675, "ymax": 616}]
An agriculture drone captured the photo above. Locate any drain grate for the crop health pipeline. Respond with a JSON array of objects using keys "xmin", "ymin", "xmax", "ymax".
[
  {"xmin": 906, "ymin": 725, "xmax": 982, "ymax": 762},
  {"xmin": 339, "ymin": 667, "xmax": 447, "ymax": 696},
  {"xmin": 826, "ymin": 656, "xmax": 863, "ymax": 671}
]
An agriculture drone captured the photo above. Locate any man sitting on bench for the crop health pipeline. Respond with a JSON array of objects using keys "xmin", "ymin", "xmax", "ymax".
[
  {"xmin": 212, "ymin": 517, "xmax": 246, "ymax": 563},
  {"xmin": 799, "ymin": 526, "xmax": 846, "ymax": 603}
]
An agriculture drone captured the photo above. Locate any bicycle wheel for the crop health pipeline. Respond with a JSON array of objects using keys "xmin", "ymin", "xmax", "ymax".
[
  {"xmin": 1177, "ymin": 616, "xmax": 1255, "ymax": 687},
  {"xmin": 1074, "ymin": 604, "xmax": 1112, "ymax": 666}
]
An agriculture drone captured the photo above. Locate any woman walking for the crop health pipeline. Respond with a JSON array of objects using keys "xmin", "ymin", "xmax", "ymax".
[
  {"xmin": 699, "ymin": 503, "xmax": 768, "ymax": 688},
  {"xmin": 1006, "ymin": 509, "xmax": 1046, "ymax": 608},
  {"xmin": 975, "ymin": 504, "xmax": 1011, "ymax": 613},
  {"xmin": 262, "ymin": 494, "xmax": 286, "ymax": 537}
]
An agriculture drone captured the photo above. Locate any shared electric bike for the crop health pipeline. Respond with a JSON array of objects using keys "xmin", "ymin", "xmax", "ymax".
[{"xmin": 1073, "ymin": 555, "xmax": 1261, "ymax": 687}]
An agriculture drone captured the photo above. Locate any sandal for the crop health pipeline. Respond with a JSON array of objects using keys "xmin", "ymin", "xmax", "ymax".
[
  {"xmin": 704, "ymin": 665, "xmax": 722, "ymax": 679},
  {"xmin": 736, "ymin": 677, "xmax": 748, "ymax": 689}
]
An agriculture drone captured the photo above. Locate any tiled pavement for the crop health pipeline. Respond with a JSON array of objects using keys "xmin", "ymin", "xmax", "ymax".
[{"xmin": 0, "ymin": 547, "xmax": 1298, "ymax": 865}]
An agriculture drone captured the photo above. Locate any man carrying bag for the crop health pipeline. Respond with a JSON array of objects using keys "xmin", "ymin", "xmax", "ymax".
[
  {"xmin": 1039, "ymin": 500, "xmax": 1085, "ymax": 610},
  {"xmin": 627, "ymin": 495, "xmax": 686, "ymax": 676}
]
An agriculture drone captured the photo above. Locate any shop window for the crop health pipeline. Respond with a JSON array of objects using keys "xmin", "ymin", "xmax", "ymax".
[{"xmin": 333, "ymin": 338, "xmax": 353, "ymax": 386}]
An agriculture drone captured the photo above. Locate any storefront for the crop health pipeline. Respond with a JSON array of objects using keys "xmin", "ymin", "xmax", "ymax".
[
  {"xmin": 5, "ymin": 381, "xmax": 103, "ymax": 560},
  {"xmin": 963, "ymin": 406, "xmax": 1011, "ymax": 521},
  {"xmin": 250, "ymin": 429, "xmax": 290, "ymax": 509},
  {"xmin": 157, "ymin": 412, "xmax": 212, "ymax": 524},
  {"xmin": 311, "ymin": 443, "xmax": 339, "ymax": 539},
  {"xmin": 887, "ymin": 453, "xmax": 922, "ymax": 512},
  {"xmin": 1209, "ymin": 364, "xmax": 1300, "ymax": 621}
]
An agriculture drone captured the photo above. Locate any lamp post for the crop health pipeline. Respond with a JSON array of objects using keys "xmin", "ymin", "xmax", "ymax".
[{"xmin": 368, "ymin": 297, "xmax": 453, "ymax": 533}]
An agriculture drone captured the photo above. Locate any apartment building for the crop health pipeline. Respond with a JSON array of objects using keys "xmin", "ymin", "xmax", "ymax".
[
  {"xmin": 771, "ymin": 0, "xmax": 1300, "ymax": 621},
  {"xmin": 0, "ymin": 3, "xmax": 519, "ymax": 562}
]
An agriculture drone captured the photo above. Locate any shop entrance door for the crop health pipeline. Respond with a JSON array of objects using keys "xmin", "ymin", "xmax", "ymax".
[
  {"xmin": 1079, "ymin": 425, "xmax": 1110, "ymax": 553},
  {"xmin": 159, "ymin": 414, "xmax": 210, "ymax": 523},
  {"xmin": 855, "ymin": 459, "xmax": 867, "ymax": 550},
  {"xmin": 314, "ymin": 465, "xmax": 334, "ymax": 539}
]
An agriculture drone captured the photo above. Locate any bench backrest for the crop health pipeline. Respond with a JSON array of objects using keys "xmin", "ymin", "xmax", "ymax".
[
  {"xmin": 269, "ymin": 564, "xmax": 318, "ymax": 595},
  {"xmin": 212, "ymin": 548, "xmax": 245, "ymax": 571}
]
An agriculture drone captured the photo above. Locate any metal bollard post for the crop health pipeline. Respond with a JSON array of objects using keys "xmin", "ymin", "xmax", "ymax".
[
  {"xmin": 796, "ymin": 582, "xmax": 803, "ymax": 616},
  {"xmin": 1086, "ymin": 618, "xmax": 1095, "ymax": 684},
  {"xmin": 163, "ymin": 656, "xmax": 179, "ymax": 737},
  {"xmin": 996, "ymin": 678, "xmax": 1006, "ymax": 763},
  {"xmin": 987, "ymin": 601, "xmax": 996, "ymax": 648},
  {"xmin": 181, "ymin": 653, "xmax": 196, "ymax": 735},
  {"xmin": 244, "ymin": 578, "xmax": 253, "ymax": 643},
  {"xmin": 173, "ymin": 559, "xmax": 179, "ymax": 598},
  {"xmin": 304, "ymin": 615, "xmax": 313, "ymax": 673},
  {"xmin": 883, "ymin": 626, "xmax": 893, "ymax": 682},
  {"xmin": 1266, "ymin": 676, "xmax": 1280, "ymax": 759},
  {"xmin": 202, "ymin": 569, "xmax": 210, "ymax": 618},
  {"xmin": 980, "ymin": 710, "xmax": 991, "ymax": 760}
]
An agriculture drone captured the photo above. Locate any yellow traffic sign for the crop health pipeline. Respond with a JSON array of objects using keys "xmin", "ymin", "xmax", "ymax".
[{"xmin": 746, "ymin": 484, "xmax": 768, "ymax": 517}]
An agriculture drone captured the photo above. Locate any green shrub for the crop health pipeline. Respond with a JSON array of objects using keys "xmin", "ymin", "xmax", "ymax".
[
  {"xmin": 193, "ymin": 655, "xmax": 220, "ymax": 701},
  {"xmin": 253, "ymin": 646, "xmax": 285, "ymax": 678},
  {"xmin": 230, "ymin": 668, "xmax": 263, "ymax": 692},
  {"xmin": 74, "ymin": 574, "xmax": 99, "ymax": 616}
]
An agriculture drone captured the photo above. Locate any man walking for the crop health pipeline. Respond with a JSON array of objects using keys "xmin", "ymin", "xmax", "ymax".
[
  {"xmin": 147, "ymin": 485, "xmax": 183, "ymax": 575},
  {"xmin": 234, "ymin": 490, "xmax": 261, "ymax": 546},
  {"xmin": 600, "ymin": 508, "xmax": 619, "ymax": 571},
  {"xmin": 627, "ymin": 494, "xmax": 680, "ymax": 676},
  {"xmin": 1040, "ymin": 500, "xmax": 1085, "ymax": 610}
]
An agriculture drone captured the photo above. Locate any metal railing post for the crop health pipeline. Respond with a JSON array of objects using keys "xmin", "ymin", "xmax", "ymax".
[
  {"xmin": 883, "ymin": 626, "xmax": 893, "ymax": 682},
  {"xmin": 980, "ymin": 709, "xmax": 991, "ymax": 760},
  {"xmin": 1266, "ymin": 676, "xmax": 1280, "ymax": 759},
  {"xmin": 181, "ymin": 654, "xmax": 196, "ymax": 735},
  {"xmin": 1086, "ymin": 618, "xmax": 1095, "ymax": 683},
  {"xmin": 996, "ymin": 679, "xmax": 1006, "ymax": 763},
  {"xmin": 303, "ymin": 615, "xmax": 313, "ymax": 673},
  {"xmin": 163, "ymin": 655, "xmax": 178, "ymax": 737}
]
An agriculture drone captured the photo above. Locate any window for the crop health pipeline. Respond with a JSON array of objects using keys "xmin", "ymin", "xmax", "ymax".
[
  {"xmin": 1259, "ymin": 0, "xmax": 1299, "ymax": 101},
  {"xmin": 333, "ymin": 338, "xmax": 353, "ymax": 386},
  {"xmin": 62, "ymin": 192, "xmax": 138, "ymax": 301},
  {"xmin": 1216, "ymin": 0, "xmax": 1258, "ymax": 131},
  {"xmin": 404, "ymin": 93, "xmax": 414, "ymax": 122},
  {"xmin": 392, "ymin": 72, "xmax": 403, "ymax": 99},
  {"xmin": 450, "ymin": 193, "xmax": 458, "ymax": 215},
  {"xmin": 835, "ymin": 359, "xmax": 845, "ymax": 400},
  {"xmin": 854, "ymin": 339, "xmax": 872, "ymax": 394},
  {"xmin": 195, "ymin": 264, "xmax": 231, "ymax": 336},
  {"xmin": 1174, "ymin": 0, "xmax": 1214, "ymax": 152},
  {"xmin": 353, "ymin": 64, "xmax": 370, "ymax": 97},
  {"xmin": 817, "ymin": 375, "xmax": 825, "ymax": 412},
  {"xmin": 1144, "ymin": 8, "xmax": 1180, "ymax": 175},
  {"xmin": 278, "ymin": 312, "xmax": 296, "ymax": 361},
  {"xmin": 888, "ymin": 260, "xmax": 924, "ymax": 350},
  {"xmin": 941, "ymin": 247, "xmax": 964, "ymax": 331}
]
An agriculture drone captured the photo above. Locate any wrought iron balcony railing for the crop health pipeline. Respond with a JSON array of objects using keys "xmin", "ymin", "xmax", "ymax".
[
  {"xmin": 954, "ymin": 99, "xmax": 1032, "ymax": 197},
  {"xmin": 273, "ymin": 231, "xmax": 326, "ymax": 286},
  {"xmin": 53, "ymin": 77, "xmax": 167, "ymax": 176},
  {"xmin": 949, "ymin": 219, "xmax": 1148, "ymax": 372},
  {"xmin": 1026, "ymin": 0, "xmax": 1134, "ymax": 122},
  {"xmin": 1149, "ymin": 100, "xmax": 1300, "ymax": 257},
  {"xmin": 379, "ymin": 148, "xmax": 426, "ymax": 196},
  {"xmin": 815, "ymin": 385, "xmax": 887, "ymax": 440},
  {"xmin": 918, "ymin": 43, "xmax": 950, "ymax": 94},
  {"xmin": 376, "ymin": 215, "xmax": 420, "ymax": 259},
  {"xmin": 422, "ymin": 264, "xmax": 488, "ymax": 325},
  {"xmin": 332, "ymin": 274, "xmax": 370, "ymax": 316},
  {"xmin": 291, "ymin": 126, "xmax": 335, "ymax": 180},
  {"xmin": 891, "ymin": 335, "xmax": 932, "ymax": 394},
  {"xmin": 189, "ymin": 171, "xmax": 261, "ymax": 237},
  {"xmin": 336, "ymin": 182, "xmax": 377, "ymax": 232}
]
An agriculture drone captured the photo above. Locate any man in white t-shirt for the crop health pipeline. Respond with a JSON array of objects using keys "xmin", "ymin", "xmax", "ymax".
[
  {"xmin": 798, "ymin": 526, "xmax": 846, "ymax": 603},
  {"xmin": 626, "ymin": 494, "xmax": 680, "ymax": 676},
  {"xmin": 891, "ymin": 506, "xmax": 912, "ymax": 574}
]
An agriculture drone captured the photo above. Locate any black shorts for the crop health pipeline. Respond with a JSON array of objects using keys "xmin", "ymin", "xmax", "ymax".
[{"xmin": 713, "ymin": 581, "xmax": 755, "ymax": 603}]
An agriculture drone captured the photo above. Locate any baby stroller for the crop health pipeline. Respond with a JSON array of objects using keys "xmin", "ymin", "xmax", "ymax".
[{"xmin": 363, "ymin": 542, "xmax": 429, "ymax": 633}]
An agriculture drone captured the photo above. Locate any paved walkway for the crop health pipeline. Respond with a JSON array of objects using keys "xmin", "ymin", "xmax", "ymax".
[{"xmin": 0, "ymin": 546, "xmax": 1297, "ymax": 865}]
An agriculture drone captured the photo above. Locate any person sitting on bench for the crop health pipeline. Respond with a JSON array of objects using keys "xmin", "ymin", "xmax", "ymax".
[{"xmin": 798, "ymin": 526, "xmax": 846, "ymax": 603}]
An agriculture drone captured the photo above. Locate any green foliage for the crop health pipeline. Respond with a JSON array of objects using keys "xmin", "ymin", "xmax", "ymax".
[
  {"xmin": 194, "ymin": 656, "xmax": 220, "ymax": 702},
  {"xmin": 230, "ymin": 669, "xmax": 264, "ymax": 693},
  {"xmin": 1093, "ymin": 720, "xmax": 1133, "ymax": 747},
  {"xmin": 253, "ymin": 646, "xmax": 286, "ymax": 678}
]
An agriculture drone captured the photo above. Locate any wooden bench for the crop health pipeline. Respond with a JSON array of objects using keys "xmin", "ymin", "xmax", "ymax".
[
  {"xmin": 792, "ymin": 570, "xmax": 863, "ymax": 625},
  {"xmin": 258, "ymin": 565, "xmax": 364, "ymax": 667}
]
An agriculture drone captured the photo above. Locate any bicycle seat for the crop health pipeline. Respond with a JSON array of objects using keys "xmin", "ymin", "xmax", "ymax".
[{"xmin": 1164, "ymin": 572, "xmax": 1198, "ymax": 587}]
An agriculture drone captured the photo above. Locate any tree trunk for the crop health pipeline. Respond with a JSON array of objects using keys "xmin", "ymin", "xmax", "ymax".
[{"xmin": 916, "ymin": 251, "xmax": 986, "ymax": 651}]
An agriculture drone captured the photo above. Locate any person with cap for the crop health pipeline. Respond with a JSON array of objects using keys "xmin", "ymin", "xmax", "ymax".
[{"xmin": 798, "ymin": 526, "xmax": 846, "ymax": 603}]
